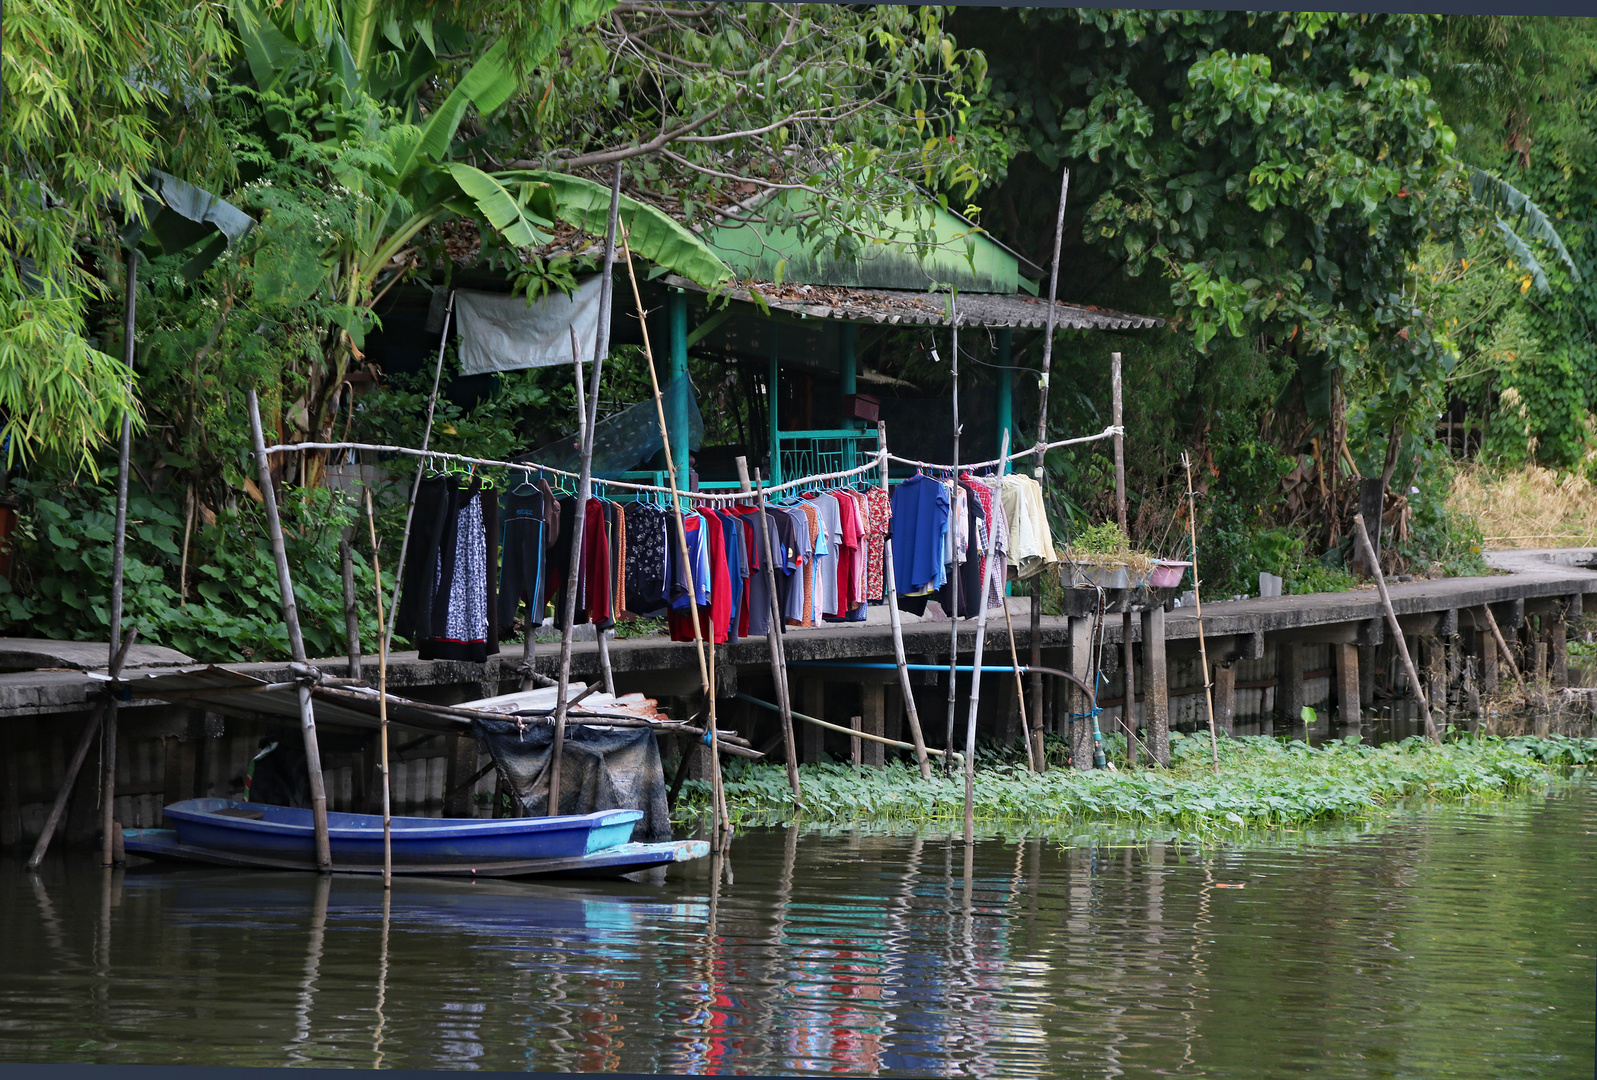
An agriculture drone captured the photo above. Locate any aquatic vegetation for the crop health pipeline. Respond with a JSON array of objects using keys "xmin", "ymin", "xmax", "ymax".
[{"xmin": 681, "ymin": 732, "xmax": 1595, "ymax": 837}]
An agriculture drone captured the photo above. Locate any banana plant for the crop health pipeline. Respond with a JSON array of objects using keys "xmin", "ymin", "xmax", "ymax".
[{"xmin": 228, "ymin": 0, "xmax": 730, "ymax": 461}]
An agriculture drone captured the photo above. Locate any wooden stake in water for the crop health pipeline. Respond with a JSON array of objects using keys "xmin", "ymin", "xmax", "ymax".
[
  {"xmin": 1181, "ymin": 452, "xmax": 1220, "ymax": 775},
  {"xmin": 364, "ymin": 490, "xmax": 394, "ymax": 888},
  {"xmin": 944, "ymin": 310, "xmax": 962, "ymax": 776},
  {"xmin": 1029, "ymin": 167, "xmax": 1070, "ymax": 774},
  {"xmin": 737, "ymin": 456, "xmax": 802, "ymax": 809},
  {"xmin": 1113, "ymin": 352, "xmax": 1137, "ymax": 768},
  {"xmin": 962, "ymin": 431, "xmax": 1009, "ymax": 844},
  {"xmin": 618, "ymin": 229, "xmax": 729, "ymax": 850},
  {"xmin": 1353, "ymin": 513, "xmax": 1441, "ymax": 744},
  {"xmin": 551, "ymin": 162, "xmax": 625, "ymax": 817},
  {"xmin": 877, "ymin": 421, "xmax": 933, "ymax": 780},
  {"xmin": 248, "ymin": 388, "xmax": 332, "ymax": 871}
]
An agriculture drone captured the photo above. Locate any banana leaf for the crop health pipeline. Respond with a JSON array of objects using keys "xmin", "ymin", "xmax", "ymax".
[
  {"xmin": 504, "ymin": 170, "xmax": 732, "ymax": 288},
  {"xmin": 121, "ymin": 171, "xmax": 256, "ymax": 279}
]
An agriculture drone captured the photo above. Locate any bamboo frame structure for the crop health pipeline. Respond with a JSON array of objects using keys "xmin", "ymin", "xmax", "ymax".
[
  {"xmin": 1029, "ymin": 167, "xmax": 1070, "ymax": 773},
  {"xmin": 1181, "ymin": 452, "xmax": 1221, "ymax": 774},
  {"xmin": 247, "ymin": 388, "xmax": 333, "ymax": 871},
  {"xmin": 736, "ymin": 457, "xmax": 803, "ymax": 808},
  {"xmin": 550, "ymin": 163, "xmax": 624, "ymax": 816},
  {"xmin": 618, "ymin": 228, "xmax": 730, "ymax": 849},
  {"xmin": 962, "ymin": 431, "xmax": 1008, "ymax": 843},
  {"xmin": 1353, "ymin": 512, "xmax": 1440, "ymax": 744},
  {"xmin": 364, "ymin": 490, "xmax": 394, "ymax": 887},
  {"xmin": 877, "ymin": 421, "xmax": 934, "ymax": 779}
]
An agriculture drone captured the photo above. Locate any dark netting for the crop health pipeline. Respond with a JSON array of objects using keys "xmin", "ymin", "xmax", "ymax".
[
  {"xmin": 473, "ymin": 719, "xmax": 673, "ymax": 842},
  {"xmin": 525, "ymin": 373, "xmax": 703, "ymax": 479}
]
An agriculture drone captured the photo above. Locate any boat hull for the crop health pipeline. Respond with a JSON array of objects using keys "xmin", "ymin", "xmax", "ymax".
[
  {"xmin": 124, "ymin": 827, "xmax": 708, "ymax": 878},
  {"xmin": 161, "ymin": 798, "xmax": 642, "ymax": 866}
]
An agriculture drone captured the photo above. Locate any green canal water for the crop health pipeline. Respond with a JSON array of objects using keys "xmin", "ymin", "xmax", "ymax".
[{"xmin": 1, "ymin": 784, "xmax": 1592, "ymax": 1078}]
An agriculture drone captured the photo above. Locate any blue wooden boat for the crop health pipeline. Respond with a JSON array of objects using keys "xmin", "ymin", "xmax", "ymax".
[{"xmin": 122, "ymin": 798, "xmax": 707, "ymax": 878}]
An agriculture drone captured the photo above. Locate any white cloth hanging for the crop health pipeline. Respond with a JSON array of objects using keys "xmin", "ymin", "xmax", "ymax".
[{"xmin": 454, "ymin": 277, "xmax": 605, "ymax": 375}]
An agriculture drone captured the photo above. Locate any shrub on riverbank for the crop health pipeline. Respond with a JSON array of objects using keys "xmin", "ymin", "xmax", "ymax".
[{"xmin": 685, "ymin": 732, "xmax": 1594, "ymax": 835}]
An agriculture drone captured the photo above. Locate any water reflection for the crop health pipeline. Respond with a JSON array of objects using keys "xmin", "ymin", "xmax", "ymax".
[{"xmin": 2, "ymin": 787, "xmax": 1594, "ymax": 1077}]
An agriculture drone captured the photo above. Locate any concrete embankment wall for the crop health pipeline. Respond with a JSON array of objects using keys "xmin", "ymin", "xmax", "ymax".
[{"xmin": 2, "ymin": 548, "xmax": 1594, "ymax": 849}]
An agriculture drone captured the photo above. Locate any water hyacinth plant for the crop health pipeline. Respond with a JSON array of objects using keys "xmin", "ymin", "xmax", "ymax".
[{"xmin": 679, "ymin": 732, "xmax": 1596, "ymax": 840}]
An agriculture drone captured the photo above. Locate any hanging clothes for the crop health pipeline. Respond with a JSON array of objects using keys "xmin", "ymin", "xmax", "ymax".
[
  {"xmin": 497, "ymin": 479, "xmax": 556, "ymax": 635},
  {"xmin": 397, "ymin": 474, "xmax": 500, "ymax": 662},
  {"xmin": 890, "ymin": 472, "xmax": 951, "ymax": 615},
  {"xmin": 623, "ymin": 501, "xmax": 670, "ymax": 617},
  {"xmin": 999, "ymin": 473, "xmax": 1059, "ymax": 579}
]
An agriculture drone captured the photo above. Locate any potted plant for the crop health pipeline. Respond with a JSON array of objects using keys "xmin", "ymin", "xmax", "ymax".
[{"xmin": 1062, "ymin": 523, "xmax": 1189, "ymax": 591}]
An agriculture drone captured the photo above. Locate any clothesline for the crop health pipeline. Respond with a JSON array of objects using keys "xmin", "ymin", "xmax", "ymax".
[
  {"xmin": 263, "ymin": 440, "xmax": 883, "ymax": 501},
  {"xmin": 884, "ymin": 424, "xmax": 1123, "ymax": 473},
  {"xmin": 262, "ymin": 425, "xmax": 1121, "ymax": 502}
]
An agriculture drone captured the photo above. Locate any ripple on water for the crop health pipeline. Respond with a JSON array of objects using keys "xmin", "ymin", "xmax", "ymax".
[{"xmin": 0, "ymin": 787, "xmax": 1593, "ymax": 1077}]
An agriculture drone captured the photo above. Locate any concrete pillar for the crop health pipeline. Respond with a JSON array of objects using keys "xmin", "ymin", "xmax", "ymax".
[
  {"xmin": 848, "ymin": 715, "xmax": 862, "ymax": 767},
  {"xmin": 1551, "ymin": 614, "xmax": 1569, "ymax": 687},
  {"xmin": 443, "ymin": 731, "xmax": 478, "ymax": 817},
  {"xmin": 1478, "ymin": 624, "xmax": 1499, "ymax": 696},
  {"xmin": 1335, "ymin": 642, "xmax": 1361, "ymax": 729},
  {"xmin": 1426, "ymin": 637, "xmax": 1447, "ymax": 727},
  {"xmin": 0, "ymin": 735, "xmax": 20, "ymax": 848},
  {"xmin": 1212, "ymin": 662, "xmax": 1236, "ymax": 737},
  {"xmin": 1141, "ymin": 606, "xmax": 1170, "ymax": 765},
  {"xmin": 1280, "ymin": 640, "xmax": 1308, "ymax": 740},
  {"xmin": 801, "ymin": 679, "xmax": 826, "ymax": 763},
  {"xmin": 861, "ymin": 682, "xmax": 886, "ymax": 767},
  {"xmin": 1068, "ymin": 616, "xmax": 1095, "ymax": 769}
]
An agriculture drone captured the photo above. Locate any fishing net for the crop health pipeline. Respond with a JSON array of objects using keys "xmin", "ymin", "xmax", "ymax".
[
  {"xmin": 525, "ymin": 373, "xmax": 703, "ymax": 480},
  {"xmin": 473, "ymin": 718, "xmax": 673, "ymax": 842}
]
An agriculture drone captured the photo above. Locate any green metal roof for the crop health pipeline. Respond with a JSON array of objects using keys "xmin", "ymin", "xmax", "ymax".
[{"xmin": 703, "ymin": 189, "xmax": 1032, "ymax": 295}]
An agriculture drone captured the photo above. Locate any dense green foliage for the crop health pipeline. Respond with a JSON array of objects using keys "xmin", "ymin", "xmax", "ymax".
[
  {"xmin": 6, "ymin": 7, "xmax": 1597, "ymax": 655},
  {"xmin": 686, "ymin": 732, "xmax": 1593, "ymax": 837},
  {"xmin": 948, "ymin": 10, "xmax": 1590, "ymax": 593},
  {"xmin": 0, "ymin": 474, "xmax": 391, "ymax": 662}
]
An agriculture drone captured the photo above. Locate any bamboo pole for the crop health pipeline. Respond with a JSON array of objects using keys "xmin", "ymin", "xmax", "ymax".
[
  {"xmin": 618, "ymin": 230, "xmax": 729, "ymax": 849},
  {"xmin": 876, "ymin": 421, "xmax": 933, "ymax": 779},
  {"xmin": 340, "ymin": 536, "xmax": 362, "ymax": 681},
  {"xmin": 944, "ymin": 311, "xmax": 961, "ymax": 774},
  {"xmin": 363, "ymin": 491, "xmax": 393, "ymax": 887},
  {"xmin": 1113, "ymin": 352, "xmax": 1138, "ymax": 768},
  {"xmin": 381, "ymin": 292, "xmax": 454, "ymax": 656},
  {"xmin": 1481, "ymin": 604, "xmax": 1524, "ymax": 687},
  {"xmin": 737, "ymin": 456, "xmax": 802, "ymax": 809},
  {"xmin": 101, "ymin": 247, "xmax": 139, "ymax": 867},
  {"xmin": 1181, "ymin": 453, "xmax": 1220, "ymax": 775},
  {"xmin": 248, "ymin": 388, "xmax": 333, "ymax": 871},
  {"xmin": 735, "ymin": 693, "xmax": 961, "ymax": 765},
  {"xmin": 997, "ymin": 593, "xmax": 1034, "ymax": 771},
  {"xmin": 1029, "ymin": 167, "xmax": 1070, "ymax": 774},
  {"xmin": 1353, "ymin": 513, "xmax": 1440, "ymax": 744},
  {"xmin": 550, "ymin": 163, "xmax": 624, "ymax": 816},
  {"xmin": 962, "ymin": 431, "xmax": 1008, "ymax": 844},
  {"xmin": 26, "ymin": 630, "xmax": 138, "ymax": 870},
  {"xmin": 549, "ymin": 330, "xmax": 594, "ymax": 815}
]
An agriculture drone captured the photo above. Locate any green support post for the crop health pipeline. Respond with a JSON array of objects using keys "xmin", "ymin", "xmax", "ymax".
[
  {"xmin": 768, "ymin": 326, "xmax": 781, "ymax": 486},
  {"xmin": 996, "ymin": 328, "xmax": 1015, "ymax": 460},
  {"xmin": 996, "ymin": 328, "xmax": 1014, "ymax": 596},
  {"xmin": 668, "ymin": 291, "xmax": 689, "ymax": 474}
]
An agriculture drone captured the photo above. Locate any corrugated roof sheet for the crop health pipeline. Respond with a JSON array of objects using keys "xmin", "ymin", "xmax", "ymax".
[{"xmin": 664, "ymin": 275, "xmax": 1163, "ymax": 331}]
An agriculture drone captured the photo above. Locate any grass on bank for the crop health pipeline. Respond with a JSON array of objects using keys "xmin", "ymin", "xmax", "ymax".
[
  {"xmin": 1449, "ymin": 464, "xmax": 1597, "ymax": 549},
  {"xmin": 677, "ymin": 731, "xmax": 1596, "ymax": 837}
]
